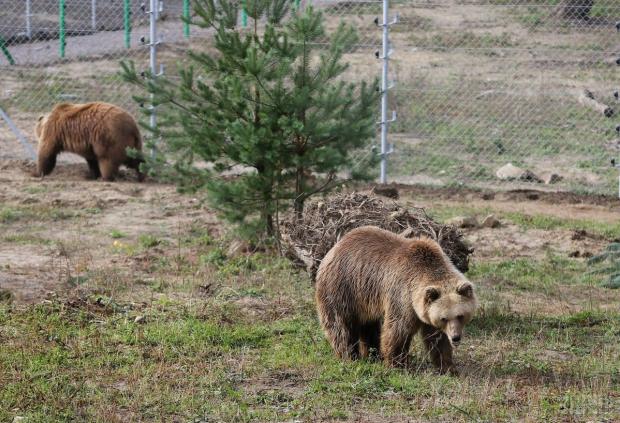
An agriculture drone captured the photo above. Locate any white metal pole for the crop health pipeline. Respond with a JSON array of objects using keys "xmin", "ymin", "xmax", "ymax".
[
  {"xmin": 149, "ymin": 0, "xmax": 158, "ymax": 155},
  {"xmin": 379, "ymin": 0, "xmax": 389, "ymax": 184},
  {"xmin": 91, "ymin": 0, "xmax": 97, "ymax": 31},
  {"xmin": 25, "ymin": 0, "xmax": 32, "ymax": 39}
]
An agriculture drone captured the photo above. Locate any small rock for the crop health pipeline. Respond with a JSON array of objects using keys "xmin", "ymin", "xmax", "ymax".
[
  {"xmin": 227, "ymin": 239, "xmax": 249, "ymax": 257},
  {"xmin": 542, "ymin": 173, "xmax": 563, "ymax": 184},
  {"xmin": 446, "ymin": 216, "xmax": 479, "ymax": 228},
  {"xmin": 496, "ymin": 163, "xmax": 542, "ymax": 183},
  {"xmin": 481, "ymin": 214, "xmax": 501, "ymax": 228},
  {"xmin": 520, "ymin": 170, "xmax": 543, "ymax": 183},
  {"xmin": 569, "ymin": 250, "xmax": 592, "ymax": 258},
  {"xmin": 134, "ymin": 315, "xmax": 146, "ymax": 324},
  {"xmin": 496, "ymin": 163, "xmax": 525, "ymax": 180},
  {"xmin": 13, "ymin": 417, "xmax": 25, "ymax": 423},
  {"xmin": 571, "ymin": 229, "xmax": 587, "ymax": 240},
  {"xmin": 540, "ymin": 349, "xmax": 572, "ymax": 362},
  {"xmin": 372, "ymin": 185, "xmax": 399, "ymax": 199}
]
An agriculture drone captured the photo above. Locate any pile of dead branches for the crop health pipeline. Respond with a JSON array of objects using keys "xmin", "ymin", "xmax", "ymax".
[{"xmin": 282, "ymin": 192, "xmax": 472, "ymax": 281}]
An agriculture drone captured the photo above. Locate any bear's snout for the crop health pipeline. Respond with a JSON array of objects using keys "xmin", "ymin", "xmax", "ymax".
[{"xmin": 451, "ymin": 335, "xmax": 461, "ymax": 345}]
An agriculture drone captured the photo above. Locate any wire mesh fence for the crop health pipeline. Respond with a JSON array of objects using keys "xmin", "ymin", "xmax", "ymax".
[
  {"xmin": 386, "ymin": 0, "xmax": 620, "ymax": 194},
  {"xmin": 1, "ymin": 0, "xmax": 619, "ymax": 195}
]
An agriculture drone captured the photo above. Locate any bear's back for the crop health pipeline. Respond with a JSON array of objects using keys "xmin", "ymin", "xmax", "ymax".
[{"xmin": 317, "ymin": 226, "xmax": 454, "ymax": 291}]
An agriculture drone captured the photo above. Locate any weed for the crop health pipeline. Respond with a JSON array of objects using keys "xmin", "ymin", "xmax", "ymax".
[
  {"xmin": 109, "ymin": 229, "xmax": 127, "ymax": 239},
  {"xmin": 138, "ymin": 234, "xmax": 163, "ymax": 249}
]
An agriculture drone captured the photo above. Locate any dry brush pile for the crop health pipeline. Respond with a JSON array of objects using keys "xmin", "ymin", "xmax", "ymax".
[{"xmin": 283, "ymin": 192, "xmax": 473, "ymax": 281}]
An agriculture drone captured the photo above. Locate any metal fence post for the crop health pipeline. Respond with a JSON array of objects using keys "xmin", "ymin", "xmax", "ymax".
[
  {"xmin": 59, "ymin": 0, "xmax": 66, "ymax": 58},
  {"xmin": 124, "ymin": 0, "xmax": 131, "ymax": 48},
  {"xmin": 149, "ymin": 0, "xmax": 161, "ymax": 155},
  {"xmin": 183, "ymin": 0, "xmax": 190, "ymax": 38},
  {"xmin": 91, "ymin": 0, "xmax": 97, "ymax": 31},
  {"xmin": 379, "ymin": 0, "xmax": 396, "ymax": 184},
  {"xmin": 26, "ymin": 0, "xmax": 32, "ymax": 39}
]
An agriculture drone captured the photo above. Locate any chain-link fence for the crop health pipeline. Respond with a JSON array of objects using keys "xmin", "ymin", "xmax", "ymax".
[
  {"xmin": 0, "ymin": 0, "xmax": 200, "ymax": 162},
  {"xmin": 1, "ymin": 0, "xmax": 619, "ymax": 195},
  {"xmin": 385, "ymin": 0, "xmax": 620, "ymax": 194}
]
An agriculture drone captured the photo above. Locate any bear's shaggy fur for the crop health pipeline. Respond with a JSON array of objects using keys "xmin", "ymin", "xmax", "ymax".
[
  {"xmin": 34, "ymin": 102, "xmax": 144, "ymax": 181},
  {"xmin": 315, "ymin": 225, "xmax": 477, "ymax": 373}
]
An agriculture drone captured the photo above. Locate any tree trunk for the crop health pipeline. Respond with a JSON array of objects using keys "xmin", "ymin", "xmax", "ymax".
[
  {"xmin": 559, "ymin": 0, "xmax": 594, "ymax": 20},
  {"xmin": 294, "ymin": 166, "xmax": 305, "ymax": 219},
  {"xmin": 265, "ymin": 212, "xmax": 274, "ymax": 237}
]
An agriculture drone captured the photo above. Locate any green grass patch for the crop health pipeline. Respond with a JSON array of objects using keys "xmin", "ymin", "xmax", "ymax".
[
  {"xmin": 426, "ymin": 204, "xmax": 620, "ymax": 239},
  {"xmin": 109, "ymin": 229, "xmax": 127, "ymax": 239},
  {"xmin": 502, "ymin": 212, "xmax": 620, "ymax": 239},
  {"xmin": 468, "ymin": 255, "xmax": 596, "ymax": 293},
  {"xmin": 1, "ymin": 234, "xmax": 54, "ymax": 245},
  {"xmin": 1, "ymin": 297, "xmax": 618, "ymax": 422}
]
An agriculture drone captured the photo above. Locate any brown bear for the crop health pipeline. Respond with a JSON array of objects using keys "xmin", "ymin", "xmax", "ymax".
[
  {"xmin": 315, "ymin": 225, "xmax": 477, "ymax": 374},
  {"xmin": 34, "ymin": 102, "xmax": 145, "ymax": 181}
]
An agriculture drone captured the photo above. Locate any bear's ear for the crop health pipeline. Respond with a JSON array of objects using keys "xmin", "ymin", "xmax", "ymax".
[
  {"xmin": 424, "ymin": 286, "xmax": 441, "ymax": 304},
  {"xmin": 457, "ymin": 282, "xmax": 474, "ymax": 298}
]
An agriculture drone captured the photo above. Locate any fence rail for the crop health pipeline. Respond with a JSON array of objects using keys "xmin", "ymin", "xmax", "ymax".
[{"xmin": 1, "ymin": 0, "xmax": 619, "ymax": 195}]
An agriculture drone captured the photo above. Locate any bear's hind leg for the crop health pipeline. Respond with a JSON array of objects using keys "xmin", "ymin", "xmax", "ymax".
[
  {"xmin": 98, "ymin": 159, "xmax": 120, "ymax": 182},
  {"xmin": 86, "ymin": 159, "xmax": 101, "ymax": 180},
  {"xmin": 359, "ymin": 321, "xmax": 381, "ymax": 359},
  {"xmin": 421, "ymin": 324, "xmax": 456, "ymax": 374}
]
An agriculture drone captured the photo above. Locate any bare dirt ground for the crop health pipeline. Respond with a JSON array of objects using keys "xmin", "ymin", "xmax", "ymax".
[
  {"xmin": 0, "ymin": 159, "xmax": 221, "ymax": 302},
  {"xmin": 1, "ymin": 158, "xmax": 618, "ymax": 308}
]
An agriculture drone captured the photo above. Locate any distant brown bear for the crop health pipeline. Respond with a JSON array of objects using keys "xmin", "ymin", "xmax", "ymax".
[
  {"xmin": 315, "ymin": 226, "xmax": 477, "ymax": 374},
  {"xmin": 34, "ymin": 102, "xmax": 145, "ymax": 181}
]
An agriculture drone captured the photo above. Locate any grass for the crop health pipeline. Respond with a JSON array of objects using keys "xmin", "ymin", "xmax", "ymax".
[
  {"xmin": 424, "ymin": 203, "xmax": 620, "ymax": 239},
  {"xmin": 468, "ymin": 254, "xmax": 596, "ymax": 293},
  {"xmin": 409, "ymin": 31, "xmax": 515, "ymax": 51},
  {"xmin": 1, "ymin": 233, "xmax": 54, "ymax": 245},
  {"xmin": 389, "ymin": 79, "xmax": 617, "ymax": 193},
  {"xmin": 109, "ymin": 229, "xmax": 127, "ymax": 239},
  {"xmin": 1, "ymin": 205, "xmax": 620, "ymax": 421},
  {"xmin": 502, "ymin": 212, "xmax": 620, "ymax": 239},
  {"xmin": 0, "ymin": 205, "xmax": 79, "ymax": 224},
  {"xmin": 1, "ymin": 282, "xmax": 618, "ymax": 421}
]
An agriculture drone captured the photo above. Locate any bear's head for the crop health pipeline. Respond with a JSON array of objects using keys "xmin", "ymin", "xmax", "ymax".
[
  {"xmin": 34, "ymin": 114, "xmax": 48, "ymax": 142},
  {"xmin": 417, "ymin": 279, "xmax": 477, "ymax": 346}
]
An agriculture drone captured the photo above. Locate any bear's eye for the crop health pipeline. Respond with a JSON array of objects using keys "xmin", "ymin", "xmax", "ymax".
[
  {"xmin": 457, "ymin": 315, "xmax": 464, "ymax": 320},
  {"xmin": 441, "ymin": 318, "xmax": 447, "ymax": 323}
]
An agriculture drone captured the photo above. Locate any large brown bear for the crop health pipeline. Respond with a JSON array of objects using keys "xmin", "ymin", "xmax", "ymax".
[
  {"xmin": 34, "ymin": 102, "xmax": 145, "ymax": 181},
  {"xmin": 315, "ymin": 226, "xmax": 477, "ymax": 374}
]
